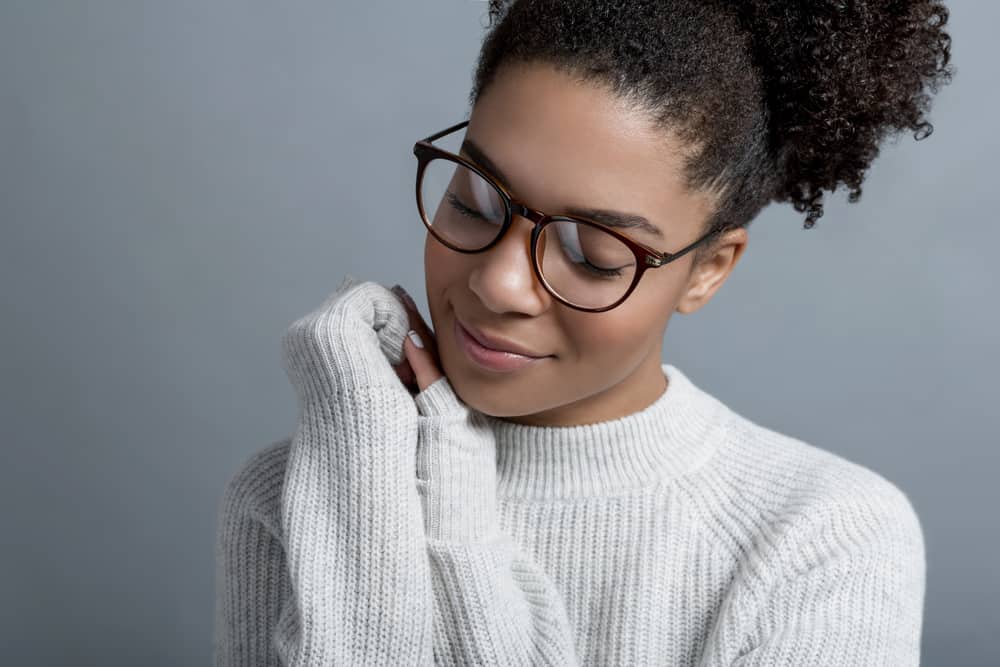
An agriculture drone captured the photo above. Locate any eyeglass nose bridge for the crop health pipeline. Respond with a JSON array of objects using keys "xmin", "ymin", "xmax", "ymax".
[{"xmin": 509, "ymin": 201, "xmax": 548, "ymax": 227}]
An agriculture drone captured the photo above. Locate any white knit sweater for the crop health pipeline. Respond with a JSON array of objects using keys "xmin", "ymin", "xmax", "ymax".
[{"xmin": 213, "ymin": 279, "xmax": 925, "ymax": 666}]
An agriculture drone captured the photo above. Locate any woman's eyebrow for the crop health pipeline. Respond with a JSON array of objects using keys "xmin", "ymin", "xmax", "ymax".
[{"xmin": 460, "ymin": 137, "xmax": 665, "ymax": 241}]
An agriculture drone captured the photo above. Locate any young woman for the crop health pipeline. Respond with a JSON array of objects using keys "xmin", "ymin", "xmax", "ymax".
[{"xmin": 215, "ymin": 1, "xmax": 953, "ymax": 664}]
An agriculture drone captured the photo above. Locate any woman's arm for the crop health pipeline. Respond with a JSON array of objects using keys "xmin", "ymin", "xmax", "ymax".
[
  {"xmin": 277, "ymin": 277, "xmax": 435, "ymax": 665},
  {"xmin": 214, "ymin": 442, "xmax": 292, "ymax": 667},
  {"xmin": 413, "ymin": 376, "xmax": 581, "ymax": 666},
  {"xmin": 393, "ymin": 287, "xmax": 580, "ymax": 665},
  {"xmin": 701, "ymin": 476, "xmax": 926, "ymax": 666},
  {"xmin": 215, "ymin": 277, "xmax": 435, "ymax": 666}
]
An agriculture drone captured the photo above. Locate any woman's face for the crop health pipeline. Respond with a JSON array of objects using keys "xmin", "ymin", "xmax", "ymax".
[{"xmin": 424, "ymin": 61, "xmax": 747, "ymax": 426}]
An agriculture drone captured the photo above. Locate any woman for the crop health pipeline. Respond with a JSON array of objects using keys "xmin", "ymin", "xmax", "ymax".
[{"xmin": 214, "ymin": 1, "xmax": 953, "ymax": 664}]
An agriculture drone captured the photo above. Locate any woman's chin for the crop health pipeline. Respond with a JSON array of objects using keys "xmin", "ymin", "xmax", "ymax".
[
  {"xmin": 445, "ymin": 365, "xmax": 561, "ymax": 420},
  {"xmin": 441, "ymin": 365, "xmax": 518, "ymax": 418},
  {"xmin": 437, "ymin": 319, "xmax": 559, "ymax": 418}
]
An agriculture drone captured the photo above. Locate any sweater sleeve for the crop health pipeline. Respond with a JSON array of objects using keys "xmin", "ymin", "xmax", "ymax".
[
  {"xmin": 707, "ymin": 475, "xmax": 926, "ymax": 667},
  {"xmin": 214, "ymin": 442, "xmax": 294, "ymax": 667},
  {"xmin": 412, "ymin": 376, "xmax": 580, "ymax": 667},
  {"xmin": 273, "ymin": 383, "xmax": 434, "ymax": 666},
  {"xmin": 272, "ymin": 277, "xmax": 437, "ymax": 665},
  {"xmin": 213, "ymin": 386, "xmax": 436, "ymax": 666},
  {"xmin": 214, "ymin": 276, "xmax": 438, "ymax": 665}
]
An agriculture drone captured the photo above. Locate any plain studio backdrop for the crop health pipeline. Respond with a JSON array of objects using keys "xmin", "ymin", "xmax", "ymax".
[{"xmin": 1, "ymin": 2, "xmax": 995, "ymax": 665}]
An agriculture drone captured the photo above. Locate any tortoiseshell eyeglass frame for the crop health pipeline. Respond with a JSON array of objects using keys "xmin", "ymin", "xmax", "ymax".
[{"xmin": 413, "ymin": 119, "xmax": 724, "ymax": 313}]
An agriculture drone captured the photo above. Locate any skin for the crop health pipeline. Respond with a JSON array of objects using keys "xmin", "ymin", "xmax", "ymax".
[{"xmin": 394, "ymin": 60, "xmax": 748, "ymax": 427}]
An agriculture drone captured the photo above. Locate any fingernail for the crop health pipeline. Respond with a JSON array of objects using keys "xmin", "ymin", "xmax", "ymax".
[
  {"xmin": 407, "ymin": 329, "xmax": 424, "ymax": 349},
  {"xmin": 398, "ymin": 285, "xmax": 414, "ymax": 302}
]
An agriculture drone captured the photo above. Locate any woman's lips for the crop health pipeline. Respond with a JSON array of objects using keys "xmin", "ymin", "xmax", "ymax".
[{"xmin": 454, "ymin": 319, "xmax": 549, "ymax": 372}]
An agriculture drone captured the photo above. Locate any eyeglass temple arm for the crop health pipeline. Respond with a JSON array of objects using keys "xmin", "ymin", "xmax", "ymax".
[
  {"xmin": 418, "ymin": 119, "xmax": 470, "ymax": 145},
  {"xmin": 646, "ymin": 227, "xmax": 723, "ymax": 267}
]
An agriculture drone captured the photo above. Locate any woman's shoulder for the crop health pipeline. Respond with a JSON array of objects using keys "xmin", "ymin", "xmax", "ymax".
[
  {"xmin": 217, "ymin": 437, "xmax": 292, "ymax": 539},
  {"xmin": 684, "ymin": 405, "xmax": 923, "ymax": 560}
]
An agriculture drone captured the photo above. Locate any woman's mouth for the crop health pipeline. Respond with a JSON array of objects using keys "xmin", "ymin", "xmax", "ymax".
[{"xmin": 454, "ymin": 318, "xmax": 550, "ymax": 373}]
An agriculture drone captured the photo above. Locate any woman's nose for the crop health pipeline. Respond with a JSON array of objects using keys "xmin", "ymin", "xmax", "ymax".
[{"xmin": 468, "ymin": 215, "xmax": 550, "ymax": 316}]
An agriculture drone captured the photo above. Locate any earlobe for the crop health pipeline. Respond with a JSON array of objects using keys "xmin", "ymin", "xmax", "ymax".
[
  {"xmin": 678, "ymin": 227, "xmax": 748, "ymax": 312},
  {"xmin": 677, "ymin": 229, "xmax": 749, "ymax": 316},
  {"xmin": 674, "ymin": 296, "xmax": 698, "ymax": 315}
]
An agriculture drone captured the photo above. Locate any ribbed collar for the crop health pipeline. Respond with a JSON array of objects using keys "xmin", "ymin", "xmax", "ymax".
[{"xmin": 480, "ymin": 363, "xmax": 727, "ymax": 501}]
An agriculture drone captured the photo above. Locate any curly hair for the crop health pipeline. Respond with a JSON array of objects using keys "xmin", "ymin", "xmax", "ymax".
[{"xmin": 471, "ymin": 0, "xmax": 954, "ymax": 260}]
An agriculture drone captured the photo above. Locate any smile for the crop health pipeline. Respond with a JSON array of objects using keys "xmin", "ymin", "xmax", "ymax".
[{"xmin": 454, "ymin": 318, "xmax": 550, "ymax": 373}]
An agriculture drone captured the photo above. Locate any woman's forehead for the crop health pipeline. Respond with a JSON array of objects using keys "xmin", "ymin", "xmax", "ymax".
[{"xmin": 468, "ymin": 64, "xmax": 712, "ymax": 245}]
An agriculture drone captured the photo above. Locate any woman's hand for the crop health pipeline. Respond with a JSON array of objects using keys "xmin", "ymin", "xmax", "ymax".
[
  {"xmin": 280, "ymin": 275, "xmax": 412, "ymax": 403},
  {"xmin": 390, "ymin": 284, "xmax": 444, "ymax": 394}
]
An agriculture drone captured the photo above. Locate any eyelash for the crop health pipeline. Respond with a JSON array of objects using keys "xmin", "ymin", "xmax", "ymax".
[
  {"xmin": 444, "ymin": 191, "xmax": 625, "ymax": 278},
  {"xmin": 446, "ymin": 192, "xmax": 493, "ymax": 222}
]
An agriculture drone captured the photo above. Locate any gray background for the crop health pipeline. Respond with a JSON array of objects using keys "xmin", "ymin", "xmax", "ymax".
[{"xmin": 1, "ymin": 1, "xmax": 995, "ymax": 665}]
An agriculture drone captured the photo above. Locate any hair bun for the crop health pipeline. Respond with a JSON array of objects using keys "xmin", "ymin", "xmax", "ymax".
[{"xmin": 731, "ymin": 0, "xmax": 954, "ymax": 226}]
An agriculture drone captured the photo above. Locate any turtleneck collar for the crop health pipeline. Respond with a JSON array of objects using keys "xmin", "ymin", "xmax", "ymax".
[{"xmin": 479, "ymin": 363, "xmax": 728, "ymax": 501}]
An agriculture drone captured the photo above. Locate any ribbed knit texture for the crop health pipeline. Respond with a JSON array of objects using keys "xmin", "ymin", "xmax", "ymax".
[{"xmin": 214, "ymin": 280, "xmax": 925, "ymax": 666}]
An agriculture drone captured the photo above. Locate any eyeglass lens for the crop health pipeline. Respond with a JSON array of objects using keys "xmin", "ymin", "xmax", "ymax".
[{"xmin": 418, "ymin": 157, "xmax": 637, "ymax": 310}]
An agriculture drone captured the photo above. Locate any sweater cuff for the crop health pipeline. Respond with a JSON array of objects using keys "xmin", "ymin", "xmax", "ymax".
[
  {"xmin": 414, "ymin": 377, "xmax": 499, "ymax": 543},
  {"xmin": 413, "ymin": 375, "xmax": 465, "ymax": 416}
]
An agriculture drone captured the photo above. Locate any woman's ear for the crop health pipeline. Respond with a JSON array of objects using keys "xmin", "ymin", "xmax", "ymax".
[{"xmin": 675, "ymin": 228, "xmax": 748, "ymax": 314}]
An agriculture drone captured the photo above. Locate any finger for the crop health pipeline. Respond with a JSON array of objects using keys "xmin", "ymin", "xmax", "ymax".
[
  {"xmin": 390, "ymin": 286, "xmax": 444, "ymax": 391},
  {"xmin": 390, "ymin": 286, "xmax": 436, "ymax": 350},
  {"xmin": 402, "ymin": 328, "xmax": 443, "ymax": 392},
  {"xmin": 407, "ymin": 311, "xmax": 440, "ymax": 370},
  {"xmin": 392, "ymin": 286, "xmax": 432, "ymax": 336},
  {"xmin": 393, "ymin": 287, "xmax": 440, "ymax": 365},
  {"xmin": 394, "ymin": 357, "xmax": 416, "ymax": 387}
]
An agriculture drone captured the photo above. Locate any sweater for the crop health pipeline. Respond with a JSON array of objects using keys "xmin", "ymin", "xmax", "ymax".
[{"xmin": 213, "ymin": 279, "xmax": 925, "ymax": 666}]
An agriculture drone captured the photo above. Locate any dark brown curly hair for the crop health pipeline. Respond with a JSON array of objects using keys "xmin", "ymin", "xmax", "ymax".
[{"xmin": 471, "ymin": 0, "xmax": 954, "ymax": 262}]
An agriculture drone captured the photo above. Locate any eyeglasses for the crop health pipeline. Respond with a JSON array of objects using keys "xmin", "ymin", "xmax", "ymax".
[{"xmin": 412, "ymin": 119, "xmax": 723, "ymax": 313}]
